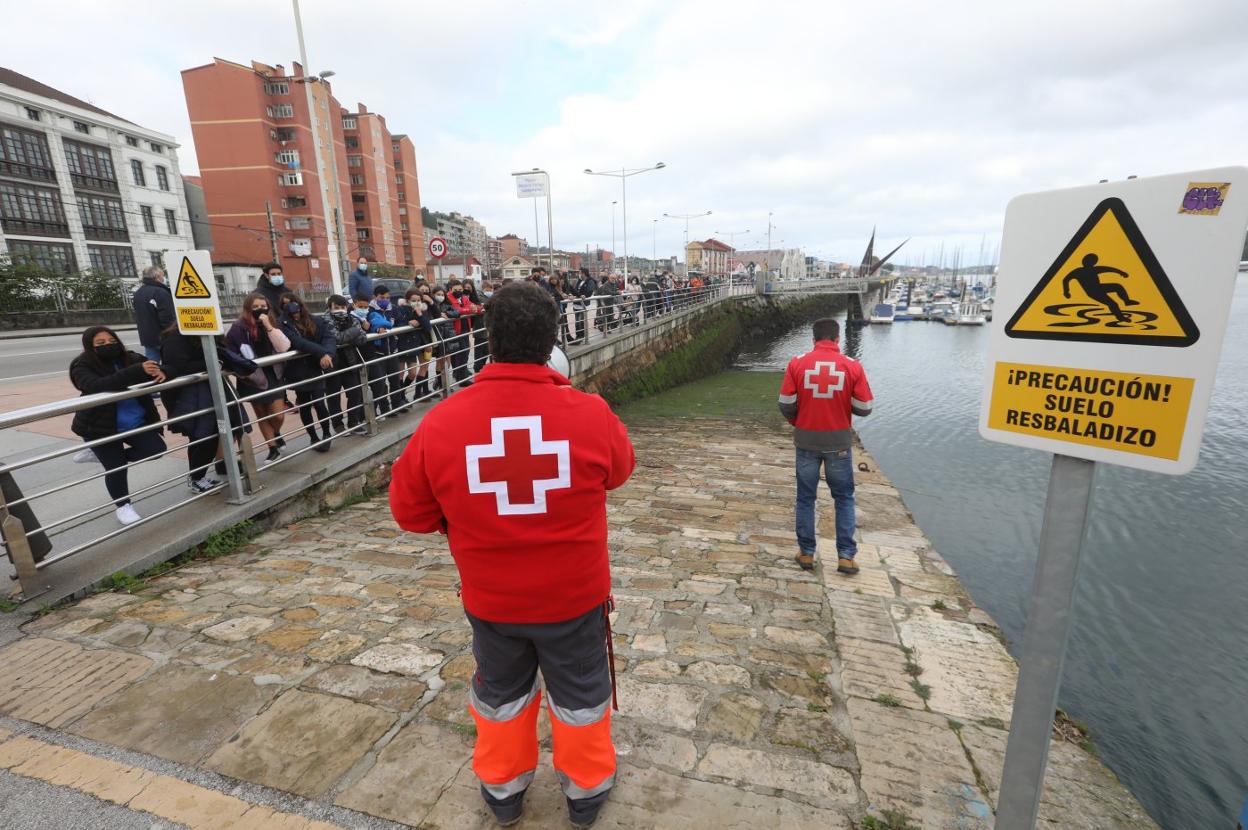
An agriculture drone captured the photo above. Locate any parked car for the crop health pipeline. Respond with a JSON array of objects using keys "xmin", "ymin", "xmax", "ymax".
[{"xmin": 373, "ymin": 277, "xmax": 412, "ymax": 296}]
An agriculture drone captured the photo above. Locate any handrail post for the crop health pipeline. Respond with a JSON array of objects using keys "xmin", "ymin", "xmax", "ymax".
[
  {"xmin": 201, "ymin": 337, "xmax": 248, "ymax": 505},
  {"xmin": 359, "ymin": 355, "xmax": 379, "ymax": 436},
  {"xmin": 2, "ymin": 513, "xmax": 47, "ymax": 601}
]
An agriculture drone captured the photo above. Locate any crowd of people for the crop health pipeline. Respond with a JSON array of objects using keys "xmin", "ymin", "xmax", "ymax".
[{"xmin": 65, "ymin": 255, "xmax": 736, "ymax": 527}]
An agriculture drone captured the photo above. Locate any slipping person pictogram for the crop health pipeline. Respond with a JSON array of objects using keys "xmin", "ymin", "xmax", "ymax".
[{"xmin": 1061, "ymin": 253, "xmax": 1139, "ymax": 322}]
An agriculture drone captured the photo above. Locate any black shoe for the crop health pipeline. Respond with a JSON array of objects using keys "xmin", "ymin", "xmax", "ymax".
[
  {"xmin": 567, "ymin": 792, "xmax": 609, "ymax": 829},
  {"xmin": 481, "ymin": 787, "xmax": 525, "ymax": 827},
  {"xmin": 330, "ymin": 421, "xmax": 345, "ymax": 434},
  {"xmin": 265, "ymin": 447, "xmax": 281, "ymax": 463},
  {"xmin": 275, "ymin": 436, "xmax": 287, "ymax": 449},
  {"xmin": 215, "ymin": 460, "xmax": 227, "ymax": 476},
  {"xmin": 313, "ymin": 438, "xmax": 332, "ymax": 453}
]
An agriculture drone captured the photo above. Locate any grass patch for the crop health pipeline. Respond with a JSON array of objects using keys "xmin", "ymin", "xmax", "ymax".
[
  {"xmin": 451, "ymin": 722, "xmax": 478, "ymax": 738},
  {"xmin": 95, "ymin": 520, "xmax": 262, "ymax": 596},
  {"xmin": 874, "ymin": 693, "xmax": 901, "ymax": 708},
  {"xmin": 36, "ymin": 603, "xmax": 55, "ymax": 617},
  {"xmin": 101, "ymin": 572, "xmax": 142, "ymax": 594},
  {"xmin": 618, "ymin": 369, "xmax": 788, "ymax": 426},
  {"xmin": 334, "ymin": 485, "xmax": 380, "ymax": 511},
  {"xmin": 909, "ymin": 680, "xmax": 931, "ymax": 701},
  {"xmin": 903, "ymin": 660, "xmax": 923, "ymax": 677},
  {"xmin": 932, "ymin": 598, "xmax": 947, "ymax": 610},
  {"xmin": 0, "ymin": 598, "xmax": 18, "ymax": 613},
  {"xmin": 859, "ymin": 807, "xmax": 920, "ymax": 830},
  {"xmin": 806, "ymin": 702, "xmax": 828, "ymax": 713}
]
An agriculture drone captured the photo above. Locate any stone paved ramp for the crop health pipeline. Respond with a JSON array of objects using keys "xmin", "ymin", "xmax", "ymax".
[{"xmin": 0, "ymin": 418, "xmax": 1155, "ymax": 828}]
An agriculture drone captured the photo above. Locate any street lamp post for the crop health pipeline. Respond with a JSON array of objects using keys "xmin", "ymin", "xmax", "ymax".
[
  {"xmin": 652, "ymin": 218, "xmax": 658, "ymax": 266},
  {"xmin": 291, "ymin": 0, "xmax": 344, "ymax": 294},
  {"xmin": 611, "ymin": 201, "xmax": 617, "ymax": 277},
  {"xmin": 663, "ymin": 210, "xmax": 712, "ymax": 249},
  {"xmin": 584, "ymin": 163, "xmax": 666, "ymax": 285},
  {"xmin": 715, "ymin": 228, "xmax": 750, "ymax": 279}
]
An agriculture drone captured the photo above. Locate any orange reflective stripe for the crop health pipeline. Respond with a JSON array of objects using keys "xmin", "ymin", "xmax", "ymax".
[
  {"xmin": 469, "ymin": 689, "xmax": 541, "ymax": 785},
  {"xmin": 549, "ymin": 705, "xmax": 616, "ymax": 791}
]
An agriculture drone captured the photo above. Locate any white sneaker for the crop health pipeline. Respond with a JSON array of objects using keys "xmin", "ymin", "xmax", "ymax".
[
  {"xmin": 73, "ymin": 449, "xmax": 98, "ymax": 464},
  {"xmin": 115, "ymin": 504, "xmax": 141, "ymax": 525}
]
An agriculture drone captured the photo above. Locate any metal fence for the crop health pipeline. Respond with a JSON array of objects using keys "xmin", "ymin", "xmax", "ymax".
[{"xmin": 0, "ymin": 276, "xmax": 865, "ymax": 600}]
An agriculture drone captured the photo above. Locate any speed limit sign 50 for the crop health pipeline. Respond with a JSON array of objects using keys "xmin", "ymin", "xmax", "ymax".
[{"xmin": 428, "ymin": 236, "xmax": 448, "ymax": 259}]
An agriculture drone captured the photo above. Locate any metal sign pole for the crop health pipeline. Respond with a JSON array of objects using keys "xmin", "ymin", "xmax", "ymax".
[
  {"xmin": 996, "ymin": 453, "xmax": 1097, "ymax": 828},
  {"xmin": 200, "ymin": 336, "xmax": 247, "ymax": 505}
]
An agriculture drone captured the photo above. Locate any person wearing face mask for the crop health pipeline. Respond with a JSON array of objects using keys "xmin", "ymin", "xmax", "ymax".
[
  {"xmin": 349, "ymin": 257, "xmax": 373, "ymax": 303},
  {"xmin": 255, "ymin": 262, "xmax": 287, "ymax": 311},
  {"xmin": 227, "ymin": 293, "xmax": 292, "ymax": 462},
  {"xmin": 393, "ymin": 288, "xmax": 433, "ymax": 403},
  {"xmin": 445, "ymin": 278, "xmax": 482, "ymax": 383},
  {"xmin": 368, "ymin": 285, "xmax": 402, "ymax": 412},
  {"xmin": 277, "ymin": 292, "xmax": 336, "ymax": 452},
  {"xmin": 69, "ymin": 326, "xmax": 167, "ymax": 526},
  {"xmin": 322, "ymin": 295, "xmax": 369, "ymax": 435}
]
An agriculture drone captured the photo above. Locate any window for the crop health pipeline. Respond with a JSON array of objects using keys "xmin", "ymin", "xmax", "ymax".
[
  {"xmin": 164, "ymin": 208, "xmax": 178, "ymax": 234},
  {"xmin": 341, "ymin": 117, "xmax": 356, "ymax": 130},
  {"xmin": 87, "ymin": 245, "xmax": 136, "ymax": 277},
  {"xmin": 63, "ymin": 139, "xmax": 118, "ymax": 192},
  {"xmin": 397, "ymin": 191, "xmax": 405, "ymax": 201},
  {"xmin": 263, "ymin": 81, "xmax": 290, "ymax": 95},
  {"xmin": 149, "ymin": 142, "xmax": 164, "ymax": 154},
  {"xmin": 73, "ymin": 121, "xmax": 90, "ymax": 134},
  {"xmin": 155, "ymin": 165, "xmax": 170, "ymax": 191},
  {"xmin": 266, "ymin": 104, "xmax": 294, "ymax": 119},
  {"xmin": 346, "ymin": 155, "xmax": 362, "ymax": 167},
  {"xmin": 275, "ymin": 150, "xmax": 300, "ymax": 166},
  {"xmin": 344, "ymin": 137, "xmax": 359, "ymax": 150},
  {"xmin": 394, "ymin": 159, "xmax": 402, "ymax": 170},
  {"xmin": 125, "ymin": 135, "xmax": 139, "ymax": 147},
  {"xmin": 351, "ymin": 194, "xmax": 365, "ymax": 204},
  {"xmin": 140, "ymin": 205, "xmax": 155, "ymax": 233},
  {"xmin": 286, "ymin": 216, "xmax": 311, "ymax": 230},
  {"xmin": 149, "ymin": 251, "xmax": 163, "ymax": 267},
  {"xmin": 280, "ymin": 196, "xmax": 307, "ymax": 209},
  {"xmin": 394, "ymin": 174, "xmax": 402, "ymax": 184},
  {"xmin": 78, "ymin": 194, "xmax": 129, "ymax": 241},
  {"xmin": 278, "ymin": 172, "xmax": 303, "ymax": 186},
  {"xmin": 25, "ymin": 107, "xmax": 40, "ymax": 122},
  {"xmin": 7, "ymin": 240, "xmax": 76, "ymax": 273},
  {"xmin": 349, "ymin": 174, "xmax": 364, "ymax": 186},
  {"xmin": 353, "ymin": 211, "xmax": 365, "ymax": 221},
  {"xmin": 0, "ymin": 182, "xmax": 69, "ymax": 237},
  {"xmin": 130, "ymin": 158, "xmax": 146, "ymax": 187},
  {"xmin": 357, "ymin": 229, "xmax": 370, "ymax": 240},
  {"xmin": 0, "ymin": 125, "xmax": 55, "ymax": 183},
  {"xmin": 275, "ymin": 127, "xmax": 296, "ymax": 142},
  {"xmin": 398, "ymin": 206, "xmax": 406, "ymax": 216}
]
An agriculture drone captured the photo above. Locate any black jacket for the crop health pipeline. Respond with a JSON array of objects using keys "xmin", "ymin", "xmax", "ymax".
[
  {"xmin": 575, "ymin": 277, "xmax": 598, "ymax": 299},
  {"xmin": 69, "ymin": 351, "xmax": 162, "ymax": 440},
  {"xmin": 279, "ymin": 314, "xmax": 336, "ymax": 382},
  {"xmin": 255, "ymin": 275, "xmax": 285, "ymax": 310},
  {"xmin": 132, "ymin": 277, "xmax": 175, "ymax": 348},
  {"xmin": 323, "ymin": 311, "xmax": 367, "ymax": 366}
]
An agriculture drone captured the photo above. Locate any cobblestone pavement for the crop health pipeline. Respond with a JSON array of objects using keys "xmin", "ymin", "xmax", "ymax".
[{"xmin": 0, "ymin": 418, "xmax": 1156, "ymax": 828}]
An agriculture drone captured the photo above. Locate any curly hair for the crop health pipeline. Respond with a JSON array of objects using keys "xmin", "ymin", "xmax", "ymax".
[{"xmin": 484, "ymin": 281, "xmax": 558, "ymax": 365}]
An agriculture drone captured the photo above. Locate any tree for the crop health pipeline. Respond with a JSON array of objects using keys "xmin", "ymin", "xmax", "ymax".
[{"xmin": 0, "ymin": 257, "xmax": 126, "ymax": 314}]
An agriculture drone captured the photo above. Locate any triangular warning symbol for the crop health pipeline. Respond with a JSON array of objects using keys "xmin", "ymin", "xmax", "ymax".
[
  {"xmin": 1004, "ymin": 198, "xmax": 1199, "ymax": 347},
  {"xmin": 174, "ymin": 257, "xmax": 212, "ymax": 299}
]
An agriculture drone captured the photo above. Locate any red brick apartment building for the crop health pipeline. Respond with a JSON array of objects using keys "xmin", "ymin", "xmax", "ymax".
[{"xmin": 181, "ymin": 58, "xmax": 424, "ymax": 291}]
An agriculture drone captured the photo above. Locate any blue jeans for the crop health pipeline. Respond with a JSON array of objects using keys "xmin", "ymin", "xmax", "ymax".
[
  {"xmin": 795, "ymin": 446, "xmax": 857, "ymax": 559},
  {"xmin": 143, "ymin": 345, "xmax": 161, "ymax": 362}
]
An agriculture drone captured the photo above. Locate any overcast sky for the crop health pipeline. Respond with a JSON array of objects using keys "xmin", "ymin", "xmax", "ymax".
[{"xmin": 4, "ymin": 0, "xmax": 1246, "ymax": 265}]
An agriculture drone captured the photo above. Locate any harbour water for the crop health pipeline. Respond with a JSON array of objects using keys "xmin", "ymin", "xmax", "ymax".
[{"xmin": 735, "ymin": 279, "xmax": 1248, "ymax": 830}]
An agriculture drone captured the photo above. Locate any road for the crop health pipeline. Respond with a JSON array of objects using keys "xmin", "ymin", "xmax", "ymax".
[{"xmin": 0, "ymin": 333, "xmax": 102, "ymax": 384}]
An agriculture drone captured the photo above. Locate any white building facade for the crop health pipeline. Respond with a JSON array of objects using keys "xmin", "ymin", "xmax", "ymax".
[{"xmin": 0, "ymin": 68, "xmax": 194, "ymax": 282}]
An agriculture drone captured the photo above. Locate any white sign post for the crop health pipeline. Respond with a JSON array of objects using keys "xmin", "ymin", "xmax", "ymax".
[
  {"xmin": 980, "ymin": 168, "xmax": 1248, "ymax": 828},
  {"xmin": 513, "ymin": 169, "xmax": 554, "ymax": 275},
  {"xmin": 166, "ymin": 249, "xmax": 246, "ymax": 503}
]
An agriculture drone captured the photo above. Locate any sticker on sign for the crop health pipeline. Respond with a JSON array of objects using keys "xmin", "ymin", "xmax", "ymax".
[
  {"xmin": 168, "ymin": 250, "xmax": 224, "ymax": 336},
  {"xmin": 980, "ymin": 167, "xmax": 1248, "ymax": 474}
]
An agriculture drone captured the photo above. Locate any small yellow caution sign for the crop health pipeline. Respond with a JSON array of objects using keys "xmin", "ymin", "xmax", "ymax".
[
  {"xmin": 1004, "ymin": 198, "xmax": 1199, "ymax": 347},
  {"xmin": 174, "ymin": 257, "xmax": 212, "ymax": 299}
]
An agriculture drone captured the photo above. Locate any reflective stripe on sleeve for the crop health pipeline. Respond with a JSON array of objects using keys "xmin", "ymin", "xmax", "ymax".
[
  {"xmin": 778, "ymin": 393, "xmax": 798, "ymax": 404},
  {"xmin": 851, "ymin": 397, "xmax": 873, "ymax": 411}
]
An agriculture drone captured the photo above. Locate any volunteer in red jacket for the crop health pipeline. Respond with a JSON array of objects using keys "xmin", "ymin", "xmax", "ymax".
[
  {"xmin": 390, "ymin": 281, "xmax": 635, "ymax": 828},
  {"xmin": 777, "ymin": 317, "xmax": 874, "ymax": 574}
]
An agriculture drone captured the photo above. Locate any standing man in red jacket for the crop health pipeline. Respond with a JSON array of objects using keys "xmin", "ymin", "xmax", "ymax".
[
  {"xmin": 390, "ymin": 281, "xmax": 635, "ymax": 828},
  {"xmin": 778, "ymin": 317, "xmax": 874, "ymax": 574}
]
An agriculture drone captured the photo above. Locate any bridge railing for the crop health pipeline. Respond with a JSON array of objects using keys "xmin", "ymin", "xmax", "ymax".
[{"xmin": 0, "ymin": 316, "xmax": 483, "ymax": 601}]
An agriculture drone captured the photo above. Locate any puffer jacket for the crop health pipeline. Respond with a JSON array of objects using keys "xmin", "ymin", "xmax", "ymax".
[{"xmin": 68, "ymin": 351, "xmax": 162, "ymax": 440}]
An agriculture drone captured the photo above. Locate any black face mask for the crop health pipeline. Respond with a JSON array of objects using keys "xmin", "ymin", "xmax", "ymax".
[
  {"xmin": 452, "ymin": 288, "xmax": 462, "ymax": 296},
  {"xmin": 251, "ymin": 308, "xmax": 268, "ymax": 320},
  {"xmin": 284, "ymin": 302, "xmax": 300, "ymax": 315},
  {"xmin": 95, "ymin": 343, "xmax": 123, "ymax": 362},
  {"xmin": 330, "ymin": 309, "xmax": 348, "ymax": 319}
]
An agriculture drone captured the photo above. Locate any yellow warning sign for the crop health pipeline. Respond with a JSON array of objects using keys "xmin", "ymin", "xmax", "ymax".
[
  {"xmin": 986, "ymin": 361, "xmax": 1195, "ymax": 460},
  {"xmin": 174, "ymin": 257, "xmax": 212, "ymax": 299},
  {"xmin": 176, "ymin": 305, "xmax": 219, "ymax": 332},
  {"xmin": 1004, "ymin": 198, "xmax": 1199, "ymax": 347}
]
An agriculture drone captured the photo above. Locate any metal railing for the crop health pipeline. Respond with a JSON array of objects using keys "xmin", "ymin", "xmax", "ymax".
[
  {"xmin": 1, "ymin": 276, "xmax": 858, "ymax": 600},
  {"xmin": 0, "ymin": 312, "xmax": 484, "ymax": 599}
]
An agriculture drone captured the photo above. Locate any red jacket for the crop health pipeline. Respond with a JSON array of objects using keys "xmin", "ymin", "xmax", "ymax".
[
  {"xmin": 778, "ymin": 340, "xmax": 873, "ymax": 451},
  {"xmin": 390, "ymin": 362, "xmax": 635, "ymax": 623},
  {"xmin": 448, "ymin": 292, "xmax": 480, "ymax": 334}
]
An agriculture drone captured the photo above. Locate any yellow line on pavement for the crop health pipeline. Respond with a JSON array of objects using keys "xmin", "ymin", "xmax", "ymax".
[{"xmin": 0, "ymin": 730, "xmax": 343, "ymax": 830}]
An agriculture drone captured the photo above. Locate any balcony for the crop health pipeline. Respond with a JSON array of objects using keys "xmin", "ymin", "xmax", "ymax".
[
  {"xmin": 70, "ymin": 172, "xmax": 120, "ymax": 194},
  {"xmin": 82, "ymin": 224, "xmax": 129, "ymax": 242},
  {"xmin": 0, "ymin": 158, "xmax": 56, "ymax": 184},
  {"xmin": 0, "ymin": 217, "xmax": 70, "ymax": 238}
]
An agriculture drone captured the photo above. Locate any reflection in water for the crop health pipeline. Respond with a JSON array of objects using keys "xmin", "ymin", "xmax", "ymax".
[{"xmin": 734, "ymin": 282, "xmax": 1248, "ymax": 830}]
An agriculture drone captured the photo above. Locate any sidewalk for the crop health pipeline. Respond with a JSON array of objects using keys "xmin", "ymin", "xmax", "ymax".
[
  {"xmin": 0, "ymin": 417, "xmax": 1156, "ymax": 828},
  {"xmin": 0, "ymin": 324, "xmax": 137, "ymax": 341}
]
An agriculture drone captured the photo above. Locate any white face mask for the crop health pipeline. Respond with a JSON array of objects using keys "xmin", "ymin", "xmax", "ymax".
[{"xmin": 358, "ymin": 263, "xmax": 368, "ymax": 272}]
